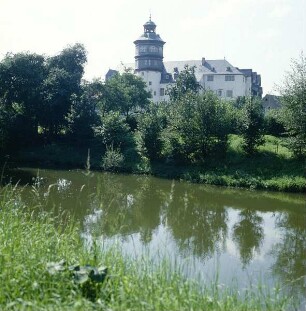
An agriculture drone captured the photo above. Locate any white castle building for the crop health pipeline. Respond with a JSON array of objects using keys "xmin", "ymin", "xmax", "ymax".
[{"xmin": 106, "ymin": 18, "xmax": 262, "ymax": 103}]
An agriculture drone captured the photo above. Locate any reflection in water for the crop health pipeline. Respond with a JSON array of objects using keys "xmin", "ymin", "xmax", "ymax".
[
  {"xmin": 232, "ymin": 209, "xmax": 264, "ymax": 267},
  {"xmin": 271, "ymin": 211, "xmax": 306, "ymax": 299},
  {"xmin": 7, "ymin": 168, "xmax": 306, "ymax": 304},
  {"xmin": 166, "ymin": 183, "xmax": 228, "ymax": 259}
]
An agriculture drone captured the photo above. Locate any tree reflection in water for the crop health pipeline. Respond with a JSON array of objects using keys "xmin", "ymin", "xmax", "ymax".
[
  {"xmin": 166, "ymin": 182, "xmax": 228, "ymax": 259},
  {"xmin": 85, "ymin": 174, "xmax": 170, "ymax": 244},
  {"xmin": 232, "ymin": 209, "xmax": 264, "ymax": 267},
  {"xmin": 271, "ymin": 210, "xmax": 306, "ymax": 298}
]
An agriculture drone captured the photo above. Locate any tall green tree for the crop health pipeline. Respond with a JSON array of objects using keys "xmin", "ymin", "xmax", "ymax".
[
  {"xmin": 41, "ymin": 44, "xmax": 87, "ymax": 138},
  {"xmin": 167, "ymin": 65, "xmax": 201, "ymax": 101},
  {"xmin": 103, "ymin": 71, "xmax": 151, "ymax": 118},
  {"xmin": 163, "ymin": 91, "xmax": 230, "ymax": 163},
  {"xmin": 279, "ymin": 54, "xmax": 306, "ymax": 157},
  {"xmin": 0, "ymin": 52, "xmax": 46, "ymax": 145},
  {"xmin": 239, "ymin": 97, "xmax": 264, "ymax": 155},
  {"xmin": 66, "ymin": 91, "xmax": 99, "ymax": 144},
  {"xmin": 94, "ymin": 111, "xmax": 132, "ymax": 150},
  {"xmin": 136, "ymin": 103, "xmax": 168, "ymax": 161}
]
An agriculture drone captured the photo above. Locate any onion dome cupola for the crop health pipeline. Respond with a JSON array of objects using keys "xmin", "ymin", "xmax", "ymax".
[{"xmin": 134, "ymin": 17, "xmax": 165, "ymax": 72}]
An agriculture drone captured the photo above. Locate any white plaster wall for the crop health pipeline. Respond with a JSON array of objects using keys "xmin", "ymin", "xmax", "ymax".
[
  {"xmin": 136, "ymin": 70, "xmax": 162, "ymax": 103},
  {"xmin": 202, "ymin": 74, "xmax": 247, "ymax": 99},
  {"xmin": 136, "ymin": 70, "xmax": 251, "ymax": 103}
]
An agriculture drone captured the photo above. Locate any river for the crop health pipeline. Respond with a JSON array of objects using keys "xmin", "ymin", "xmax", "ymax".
[{"xmin": 7, "ymin": 167, "xmax": 306, "ymax": 306}]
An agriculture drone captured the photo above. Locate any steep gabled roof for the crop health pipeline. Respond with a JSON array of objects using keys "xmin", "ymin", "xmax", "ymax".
[
  {"xmin": 163, "ymin": 59, "xmax": 243, "ymax": 80},
  {"xmin": 115, "ymin": 59, "xmax": 245, "ymax": 82}
]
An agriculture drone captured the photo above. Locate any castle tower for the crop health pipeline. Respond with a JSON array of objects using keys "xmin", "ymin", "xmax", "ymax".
[{"xmin": 134, "ymin": 17, "xmax": 165, "ymax": 72}]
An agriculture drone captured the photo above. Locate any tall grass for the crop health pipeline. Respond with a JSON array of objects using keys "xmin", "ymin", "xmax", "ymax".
[{"xmin": 0, "ymin": 185, "xmax": 296, "ymax": 310}]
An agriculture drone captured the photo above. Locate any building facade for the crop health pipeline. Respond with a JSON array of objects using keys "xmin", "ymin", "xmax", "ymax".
[{"xmin": 106, "ymin": 18, "xmax": 262, "ymax": 103}]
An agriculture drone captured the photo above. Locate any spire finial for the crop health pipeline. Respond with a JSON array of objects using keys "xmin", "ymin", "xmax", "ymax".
[{"xmin": 149, "ymin": 10, "xmax": 151, "ymax": 21}]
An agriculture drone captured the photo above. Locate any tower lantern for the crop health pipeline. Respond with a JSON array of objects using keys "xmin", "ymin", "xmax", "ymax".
[{"xmin": 134, "ymin": 17, "xmax": 165, "ymax": 72}]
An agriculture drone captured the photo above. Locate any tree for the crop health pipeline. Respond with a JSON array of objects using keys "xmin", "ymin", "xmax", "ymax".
[
  {"xmin": 66, "ymin": 90, "xmax": 99, "ymax": 143},
  {"xmin": 0, "ymin": 52, "xmax": 46, "ymax": 145},
  {"xmin": 167, "ymin": 65, "xmax": 201, "ymax": 101},
  {"xmin": 46, "ymin": 43, "xmax": 87, "ymax": 90},
  {"xmin": 103, "ymin": 71, "xmax": 151, "ymax": 118},
  {"xmin": 279, "ymin": 54, "xmax": 306, "ymax": 157},
  {"xmin": 163, "ymin": 91, "xmax": 230, "ymax": 163},
  {"xmin": 239, "ymin": 97, "xmax": 264, "ymax": 155},
  {"xmin": 94, "ymin": 111, "xmax": 132, "ymax": 150},
  {"xmin": 41, "ymin": 44, "xmax": 87, "ymax": 138},
  {"xmin": 136, "ymin": 103, "xmax": 168, "ymax": 161},
  {"xmin": 264, "ymin": 109, "xmax": 285, "ymax": 137}
]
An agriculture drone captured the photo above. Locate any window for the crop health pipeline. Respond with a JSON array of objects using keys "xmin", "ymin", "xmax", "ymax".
[
  {"xmin": 153, "ymin": 91, "xmax": 156, "ymax": 96},
  {"xmin": 226, "ymin": 90, "xmax": 233, "ymax": 98},
  {"xmin": 149, "ymin": 81, "xmax": 152, "ymax": 86},
  {"xmin": 225, "ymin": 75, "xmax": 235, "ymax": 81},
  {"xmin": 160, "ymin": 88, "xmax": 165, "ymax": 96},
  {"xmin": 207, "ymin": 75, "xmax": 214, "ymax": 81},
  {"xmin": 217, "ymin": 89, "xmax": 222, "ymax": 97},
  {"xmin": 149, "ymin": 46, "xmax": 158, "ymax": 53}
]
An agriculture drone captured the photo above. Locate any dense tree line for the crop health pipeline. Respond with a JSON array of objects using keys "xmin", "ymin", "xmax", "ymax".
[{"xmin": 0, "ymin": 45, "xmax": 305, "ymax": 170}]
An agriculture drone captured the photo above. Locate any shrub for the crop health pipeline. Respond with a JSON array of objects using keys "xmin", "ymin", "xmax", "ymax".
[{"xmin": 101, "ymin": 145, "xmax": 124, "ymax": 171}]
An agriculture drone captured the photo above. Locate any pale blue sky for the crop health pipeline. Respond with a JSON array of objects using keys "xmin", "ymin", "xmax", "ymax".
[{"xmin": 0, "ymin": 0, "xmax": 305, "ymax": 95}]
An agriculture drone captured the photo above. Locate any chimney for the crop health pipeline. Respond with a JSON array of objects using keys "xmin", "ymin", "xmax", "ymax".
[{"xmin": 202, "ymin": 57, "xmax": 206, "ymax": 66}]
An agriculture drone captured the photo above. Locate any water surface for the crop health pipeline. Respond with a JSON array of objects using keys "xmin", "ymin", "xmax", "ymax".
[{"xmin": 8, "ymin": 168, "xmax": 306, "ymax": 304}]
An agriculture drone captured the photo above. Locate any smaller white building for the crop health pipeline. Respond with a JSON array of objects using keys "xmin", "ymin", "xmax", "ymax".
[{"xmin": 107, "ymin": 18, "xmax": 262, "ymax": 103}]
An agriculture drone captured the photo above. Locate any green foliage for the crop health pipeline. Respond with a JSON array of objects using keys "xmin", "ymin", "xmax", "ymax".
[
  {"xmin": 103, "ymin": 70, "xmax": 151, "ymax": 118},
  {"xmin": 47, "ymin": 260, "xmax": 108, "ymax": 301},
  {"xmin": 0, "ymin": 52, "xmax": 46, "ymax": 145},
  {"xmin": 279, "ymin": 54, "xmax": 306, "ymax": 157},
  {"xmin": 46, "ymin": 43, "xmax": 87, "ymax": 89},
  {"xmin": 66, "ymin": 92, "xmax": 99, "ymax": 143},
  {"xmin": 0, "ymin": 44, "xmax": 88, "ymax": 144},
  {"xmin": 264, "ymin": 109, "xmax": 285, "ymax": 136},
  {"xmin": 239, "ymin": 97, "xmax": 265, "ymax": 155},
  {"xmin": 101, "ymin": 145, "xmax": 125, "ymax": 171},
  {"xmin": 167, "ymin": 65, "xmax": 201, "ymax": 101},
  {"xmin": 136, "ymin": 103, "xmax": 167, "ymax": 161},
  {"xmin": 163, "ymin": 91, "xmax": 230, "ymax": 163},
  {"xmin": 41, "ymin": 44, "xmax": 87, "ymax": 138},
  {"xmin": 94, "ymin": 111, "xmax": 132, "ymax": 150}
]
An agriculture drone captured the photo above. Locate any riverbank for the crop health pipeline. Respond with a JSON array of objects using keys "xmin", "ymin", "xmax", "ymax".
[
  {"xmin": 6, "ymin": 135, "xmax": 306, "ymax": 193},
  {"xmin": 0, "ymin": 185, "xmax": 295, "ymax": 310}
]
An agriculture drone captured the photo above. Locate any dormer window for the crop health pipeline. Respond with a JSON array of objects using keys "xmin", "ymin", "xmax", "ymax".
[{"xmin": 226, "ymin": 66, "xmax": 232, "ymax": 72}]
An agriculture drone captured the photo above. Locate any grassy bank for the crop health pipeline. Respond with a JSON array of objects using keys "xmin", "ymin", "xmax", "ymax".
[
  {"xmin": 152, "ymin": 136, "xmax": 306, "ymax": 193},
  {"xmin": 9, "ymin": 135, "xmax": 306, "ymax": 193},
  {"xmin": 0, "ymin": 186, "xmax": 296, "ymax": 310}
]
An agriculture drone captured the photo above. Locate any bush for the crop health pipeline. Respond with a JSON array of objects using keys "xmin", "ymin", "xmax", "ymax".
[
  {"xmin": 101, "ymin": 145, "xmax": 124, "ymax": 171},
  {"xmin": 264, "ymin": 110, "xmax": 285, "ymax": 137}
]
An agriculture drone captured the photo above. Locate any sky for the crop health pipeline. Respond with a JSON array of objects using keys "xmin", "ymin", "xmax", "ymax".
[{"xmin": 0, "ymin": 0, "xmax": 305, "ymax": 95}]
